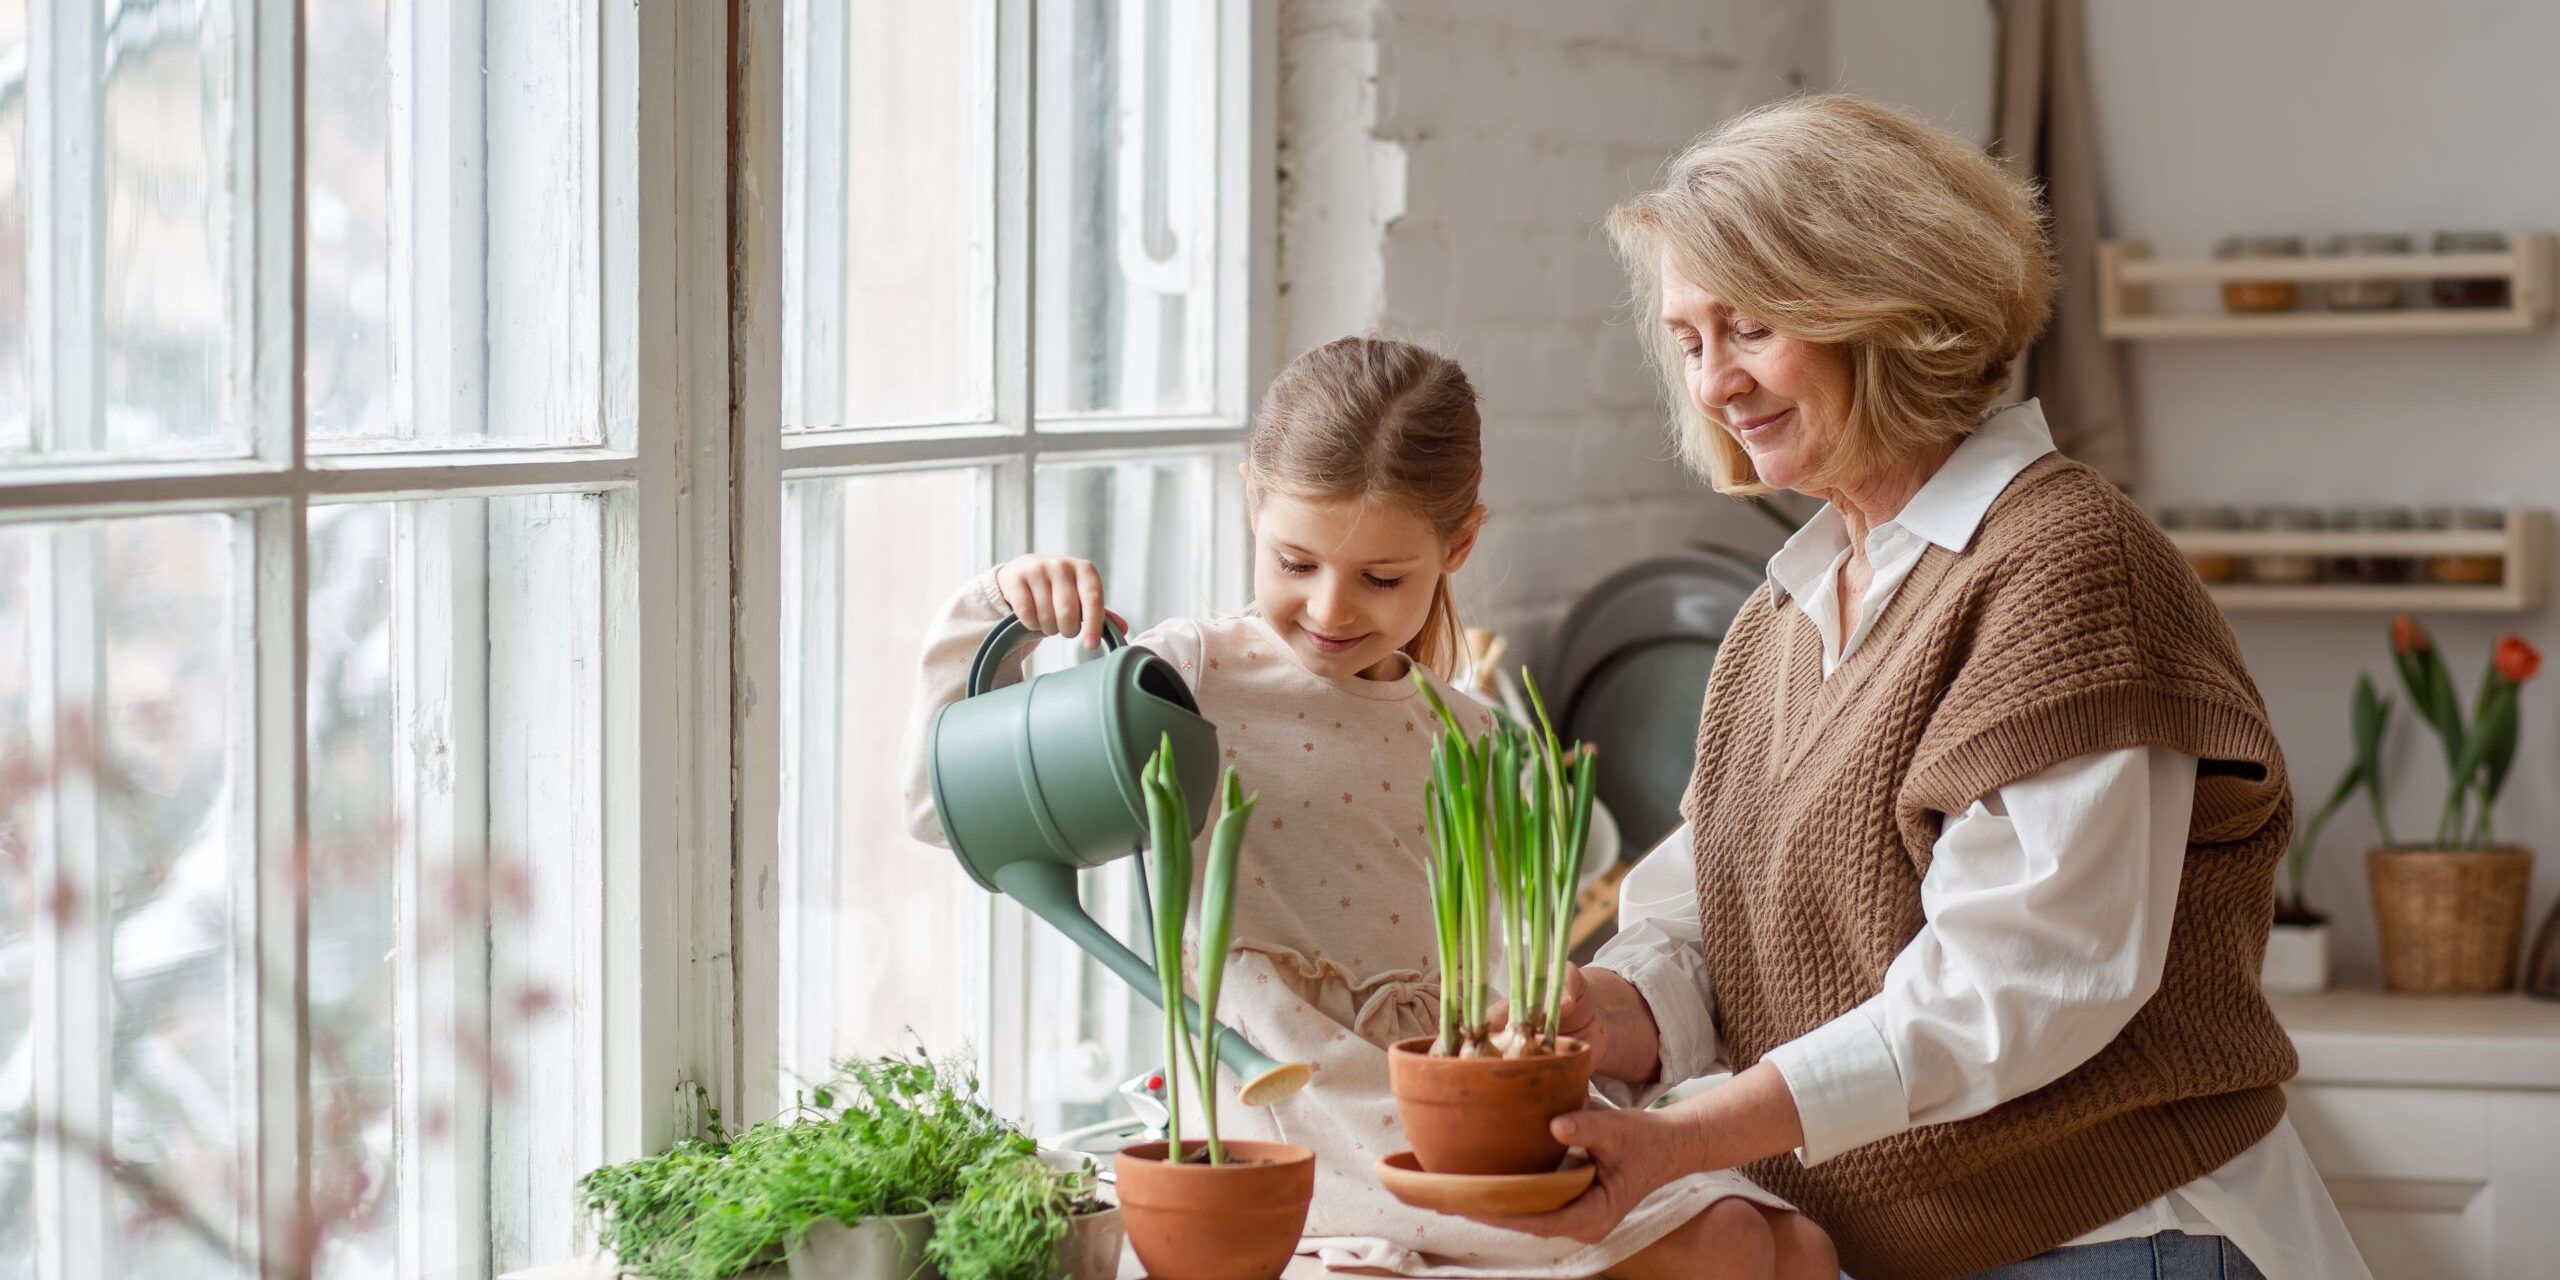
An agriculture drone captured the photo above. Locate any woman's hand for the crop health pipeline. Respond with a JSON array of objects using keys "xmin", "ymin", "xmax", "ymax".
[
  {"xmin": 1553, "ymin": 964, "xmax": 1666, "ymax": 1085},
  {"xmin": 1471, "ymin": 1063, "xmax": 1808, "ymax": 1242},
  {"xmin": 994, "ymin": 554, "xmax": 1119, "ymax": 649},
  {"xmin": 1466, "ymin": 1106, "xmax": 1702, "ymax": 1243}
]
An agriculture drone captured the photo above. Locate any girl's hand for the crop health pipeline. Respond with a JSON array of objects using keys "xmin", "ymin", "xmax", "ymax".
[
  {"xmin": 1464, "ymin": 1106, "xmax": 1697, "ymax": 1243},
  {"xmin": 995, "ymin": 554, "xmax": 1117, "ymax": 649}
]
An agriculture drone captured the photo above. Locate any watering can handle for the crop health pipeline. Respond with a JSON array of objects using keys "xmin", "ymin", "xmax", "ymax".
[{"xmin": 965, "ymin": 613, "xmax": 1129, "ymax": 699}]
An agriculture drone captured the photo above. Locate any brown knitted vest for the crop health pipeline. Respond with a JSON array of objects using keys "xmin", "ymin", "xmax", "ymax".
[{"xmin": 1682, "ymin": 456, "xmax": 2297, "ymax": 1280}]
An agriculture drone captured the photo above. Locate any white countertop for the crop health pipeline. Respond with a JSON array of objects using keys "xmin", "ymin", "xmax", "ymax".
[{"xmin": 2270, "ymin": 987, "xmax": 2560, "ymax": 1090}]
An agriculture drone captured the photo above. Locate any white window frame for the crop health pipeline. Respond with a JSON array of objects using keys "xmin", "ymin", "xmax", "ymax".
[
  {"xmin": 729, "ymin": 0, "xmax": 1279, "ymax": 1124},
  {"xmin": 3, "ymin": 2, "xmax": 736, "ymax": 1275}
]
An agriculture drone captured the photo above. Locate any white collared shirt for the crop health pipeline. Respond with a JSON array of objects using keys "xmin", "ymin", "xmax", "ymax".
[{"xmin": 1594, "ymin": 401, "xmax": 2368, "ymax": 1277}]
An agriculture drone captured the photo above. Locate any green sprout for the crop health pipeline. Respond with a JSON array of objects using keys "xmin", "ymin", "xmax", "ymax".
[
  {"xmin": 1139, "ymin": 735, "xmax": 1258, "ymax": 1164},
  {"xmin": 1415, "ymin": 669, "xmax": 1596, "ymax": 1058}
]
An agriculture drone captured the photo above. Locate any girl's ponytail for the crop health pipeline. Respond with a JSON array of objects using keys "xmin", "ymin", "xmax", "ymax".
[{"xmin": 1404, "ymin": 573, "xmax": 1465, "ymax": 679}]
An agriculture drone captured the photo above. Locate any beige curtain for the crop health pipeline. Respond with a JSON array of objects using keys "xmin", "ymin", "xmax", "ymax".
[{"xmin": 1993, "ymin": 0, "xmax": 2136, "ymax": 489}]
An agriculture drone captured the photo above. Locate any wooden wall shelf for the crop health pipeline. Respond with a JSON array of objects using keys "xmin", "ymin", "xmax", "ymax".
[
  {"xmin": 2099, "ymin": 233, "xmax": 2555, "ymax": 340},
  {"xmin": 2164, "ymin": 510, "xmax": 2547, "ymax": 613}
]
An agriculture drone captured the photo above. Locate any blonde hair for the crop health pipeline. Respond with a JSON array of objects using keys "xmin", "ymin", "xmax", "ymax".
[
  {"xmin": 1607, "ymin": 94, "xmax": 2057, "ymax": 495},
  {"xmin": 1247, "ymin": 336, "xmax": 1482, "ymax": 676}
]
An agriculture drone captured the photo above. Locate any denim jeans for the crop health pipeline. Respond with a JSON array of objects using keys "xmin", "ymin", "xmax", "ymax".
[{"xmin": 1957, "ymin": 1231, "xmax": 2270, "ymax": 1279}]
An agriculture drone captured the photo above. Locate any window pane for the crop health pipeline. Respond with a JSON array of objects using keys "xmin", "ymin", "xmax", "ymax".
[
  {"xmin": 307, "ymin": 493, "xmax": 603, "ymax": 1278},
  {"xmin": 783, "ymin": 1, "xmax": 996, "ymax": 430},
  {"xmin": 0, "ymin": 4, "xmax": 28, "ymax": 455},
  {"xmin": 306, "ymin": 1, "xmax": 604, "ymax": 450},
  {"xmin": 0, "ymin": 515, "xmax": 247, "ymax": 1278},
  {"xmin": 301, "ymin": 0, "xmax": 392, "ymax": 444},
  {"xmin": 1036, "ymin": 0, "xmax": 1220, "ymax": 421},
  {"xmin": 1019, "ymin": 454, "xmax": 1227, "ymax": 1133},
  {"xmin": 97, "ymin": 516, "xmax": 245, "ymax": 1278},
  {"xmin": 780, "ymin": 469, "xmax": 993, "ymax": 1091},
  {"xmin": 101, "ymin": 4, "xmax": 239, "ymax": 457}
]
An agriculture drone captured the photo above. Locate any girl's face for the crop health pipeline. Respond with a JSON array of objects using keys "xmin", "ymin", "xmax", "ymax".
[
  {"xmin": 1658, "ymin": 253, "xmax": 1855, "ymax": 495},
  {"xmin": 1249, "ymin": 489, "xmax": 1482, "ymax": 681}
]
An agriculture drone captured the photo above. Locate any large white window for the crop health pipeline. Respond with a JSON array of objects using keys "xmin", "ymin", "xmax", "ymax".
[
  {"xmin": 0, "ymin": 3, "xmax": 732, "ymax": 1278},
  {"xmin": 745, "ymin": 0, "xmax": 1271, "ymax": 1134},
  {"xmin": 1, "ymin": 0, "xmax": 1268, "ymax": 1273}
]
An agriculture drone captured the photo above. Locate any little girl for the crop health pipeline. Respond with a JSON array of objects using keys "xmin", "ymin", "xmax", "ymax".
[{"xmin": 900, "ymin": 337, "xmax": 1833, "ymax": 1279}]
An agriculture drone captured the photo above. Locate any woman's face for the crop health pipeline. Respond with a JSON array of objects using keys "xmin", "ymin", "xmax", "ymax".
[
  {"xmin": 1249, "ymin": 490, "xmax": 1480, "ymax": 681},
  {"xmin": 1658, "ymin": 253, "xmax": 1855, "ymax": 495}
]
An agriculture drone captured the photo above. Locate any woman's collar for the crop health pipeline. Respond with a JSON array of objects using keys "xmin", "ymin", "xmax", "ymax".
[{"xmin": 1760, "ymin": 400, "xmax": 2058, "ymax": 601}]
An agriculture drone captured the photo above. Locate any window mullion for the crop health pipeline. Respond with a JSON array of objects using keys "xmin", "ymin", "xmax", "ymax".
[
  {"xmin": 609, "ymin": 0, "xmax": 732, "ymax": 1164},
  {"xmin": 978, "ymin": 0, "xmax": 1038, "ymax": 1123},
  {"xmin": 236, "ymin": 499, "xmax": 298, "ymax": 1276},
  {"xmin": 28, "ymin": 525, "xmax": 109, "ymax": 1280},
  {"xmin": 249, "ymin": 0, "xmax": 309, "ymax": 1271},
  {"xmin": 732, "ymin": 0, "xmax": 788, "ymax": 1125}
]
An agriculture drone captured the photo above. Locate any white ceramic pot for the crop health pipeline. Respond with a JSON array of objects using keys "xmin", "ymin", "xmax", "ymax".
[
  {"xmin": 788, "ymin": 1213, "xmax": 939, "ymax": 1280},
  {"xmin": 1039, "ymin": 1149, "xmax": 1127, "ymax": 1280},
  {"xmin": 1051, "ymin": 1205, "xmax": 1126, "ymax": 1280},
  {"xmin": 2262, "ymin": 923, "xmax": 2331, "ymax": 994}
]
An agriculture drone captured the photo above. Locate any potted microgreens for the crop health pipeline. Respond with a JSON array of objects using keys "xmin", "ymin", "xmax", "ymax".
[
  {"xmin": 1111, "ymin": 739, "xmax": 1316, "ymax": 1280},
  {"xmin": 574, "ymin": 1052, "xmax": 1120, "ymax": 1280},
  {"xmin": 926, "ymin": 1151, "xmax": 1122, "ymax": 1280},
  {"xmin": 1386, "ymin": 672, "xmax": 1597, "ymax": 1176},
  {"xmin": 2361, "ymin": 616, "xmax": 2543, "ymax": 993},
  {"xmin": 2267, "ymin": 675, "xmax": 2394, "ymax": 993}
]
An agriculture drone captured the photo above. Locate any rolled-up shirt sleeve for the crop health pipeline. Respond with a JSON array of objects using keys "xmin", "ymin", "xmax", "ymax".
[
  {"xmin": 1587, "ymin": 823, "xmax": 1723, "ymax": 1107},
  {"xmin": 1759, "ymin": 745, "xmax": 2198, "ymax": 1165}
]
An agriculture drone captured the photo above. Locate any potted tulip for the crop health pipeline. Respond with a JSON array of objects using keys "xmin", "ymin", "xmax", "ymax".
[
  {"xmin": 1386, "ymin": 673, "xmax": 1598, "ymax": 1176},
  {"xmin": 1111, "ymin": 741, "xmax": 1315, "ymax": 1280},
  {"xmin": 2362, "ymin": 617, "xmax": 2542, "ymax": 993},
  {"xmin": 2268, "ymin": 676, "xmax": 2395, "ymax": 993}
]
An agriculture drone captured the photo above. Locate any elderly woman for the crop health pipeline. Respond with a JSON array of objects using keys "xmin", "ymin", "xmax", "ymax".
[{"xmin": 1486, "ymin": 97, "xmax": 2369, "ymax": 1280}]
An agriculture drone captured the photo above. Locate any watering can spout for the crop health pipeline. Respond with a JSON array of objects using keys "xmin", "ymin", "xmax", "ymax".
[{"xmin": 996, "ymin": 860, "xmax": 1312, "ymax": 1107}]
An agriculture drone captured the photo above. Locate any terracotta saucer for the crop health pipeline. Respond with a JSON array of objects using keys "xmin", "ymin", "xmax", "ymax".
[{"xmin": 1374, "ymin": 1150, "xmax": 1595, "ymax": 1216}]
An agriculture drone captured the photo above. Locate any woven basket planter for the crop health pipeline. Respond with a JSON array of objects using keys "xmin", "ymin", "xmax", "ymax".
[{"xmin": 2368, "ymin": 846, "xmax": 2533, "ymax": 994}]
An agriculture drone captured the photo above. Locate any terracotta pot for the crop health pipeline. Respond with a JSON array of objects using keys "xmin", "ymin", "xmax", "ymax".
[
  {"xmin": 1386, "ymin": 1036, "xmax": 1594, "ymax": 1176},
  {"xmin": 2369, "ymin": 846, "xmax": 2533, "ymax": 994},
  {"xmin": 1113, "ymin": 1140, "xmax": 1313, "ymax": 1280}
]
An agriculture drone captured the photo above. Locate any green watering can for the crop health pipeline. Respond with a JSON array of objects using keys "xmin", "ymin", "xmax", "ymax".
[{"xmin": 927, "ymin": 615, "xmax": 1311, "ymax": 1106}]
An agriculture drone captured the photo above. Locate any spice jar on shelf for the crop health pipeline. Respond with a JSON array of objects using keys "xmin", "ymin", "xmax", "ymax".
[
  {"xmin": 2314, "ymin": 233, "xmax": 2411, "ymax": 310},
  {"xmin": 2159, "ymin": 506, "xmax": 2244, "ymax": 583},
  {"xmin": 2216, "ymin": 235, "xmax": 2304, "ymax": 313},
  {"xmin": 2333, "ymin": 506, "xmax": 2415, "ymax": 583},
  {"xmin": 2428, "ymin": 231, "xmax": 2512, "ymax": 308},
  {"xmin": 2419, "ymin": 507, "xmax": 2506, "ymax": 584},
  {"xmin": 2245, "ymin": 506, "xmax": 2325, "ymax": 583}
]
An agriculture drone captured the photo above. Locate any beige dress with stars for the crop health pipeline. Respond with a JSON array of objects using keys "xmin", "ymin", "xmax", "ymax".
[{"xmin": 902, "ymin": 571, "xmax": 1783, "ymax": 1276}]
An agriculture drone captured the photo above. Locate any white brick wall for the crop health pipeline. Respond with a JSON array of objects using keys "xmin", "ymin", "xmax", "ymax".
[{"xmin": 1277, "ymin": 0, "xmax": 1829, "ymax": 655}]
